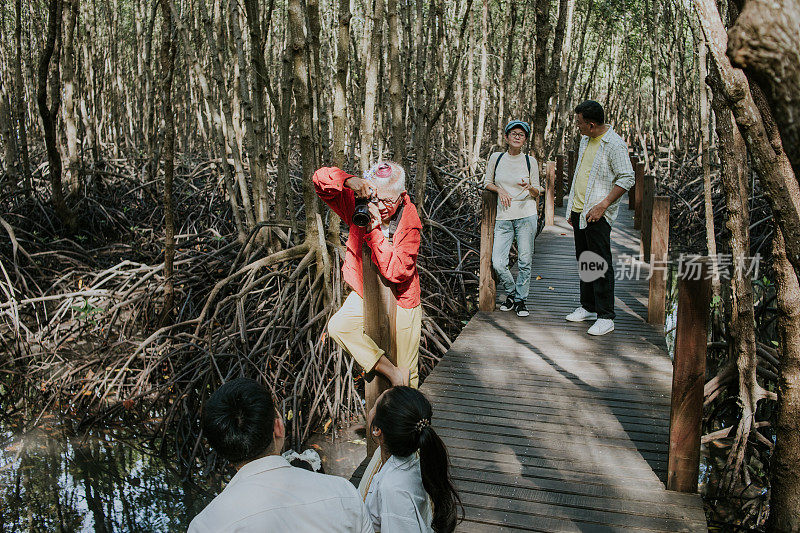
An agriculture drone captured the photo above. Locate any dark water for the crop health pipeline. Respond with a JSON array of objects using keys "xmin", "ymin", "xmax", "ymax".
[{"xmin": 0, "ymin": 424, "xmax": 213, "ymax": 532}]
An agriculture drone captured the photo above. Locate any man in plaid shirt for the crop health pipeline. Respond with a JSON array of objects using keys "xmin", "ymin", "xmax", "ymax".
[{"xmin": 564, "ymin": 101, "xmax": 635, "ymax": 336}]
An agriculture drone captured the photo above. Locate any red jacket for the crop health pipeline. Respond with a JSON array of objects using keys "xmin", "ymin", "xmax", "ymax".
[{"xmin": 313, "ymin": 167, "xmax": 422, "ymax": 309}]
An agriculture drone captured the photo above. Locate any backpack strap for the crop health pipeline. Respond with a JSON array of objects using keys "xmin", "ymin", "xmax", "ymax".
[
  {"xmin": 525, "ymin": 154, "xmax": 531, "ymax": 174},
  {"xmin": 491, "ymin": 152, "xmax": 504, "ymax": 184}
]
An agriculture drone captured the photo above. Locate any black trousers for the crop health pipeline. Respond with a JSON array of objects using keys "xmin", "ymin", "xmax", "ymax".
[{"xmin": 571, "ymin": 210, "xmax": 615, "ymax": 319}]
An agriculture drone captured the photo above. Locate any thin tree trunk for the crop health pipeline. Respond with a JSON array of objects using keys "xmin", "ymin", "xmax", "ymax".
[
  {"xmin": 332, "ymin": 0, "xmax": 350, "ymax": 169},
  {"xmin": 470, "ymin": 0, "xmax": 488, "ymax": 173},
  {"xmin": 159, "ymin": 0, "xmax": 176, "ymax": 323},
  {"xmin": 769, "ymin": 226, "xmax": 800, "ymax": 533},
  {"xmin": 287, "ymin": 0, "xmax": 320, "ymax": 240},
  {"xmin": 38, "ymin": 0, "xmax": 75, "ymax": 232},
  {"xmin": 62, "ymin": 0, "xmax": 80, "ymax": 196},
  {"xmin": 360, "ymin": 0, "xmax": 384, "ymax": 173},
  {"xmin": 14, "ymin": 0, "xmax": 31, "ymax": 190},
  {"xmin": 387, "ymin": 0, "xmax": 405, "ymax": 164},
  {"xmin": 699, "ymin": 40, "xmax": 719, "ymax": 297},
  {"xmin": 709, "ymin": 67, "xmax": 762, "ymax": 489}
]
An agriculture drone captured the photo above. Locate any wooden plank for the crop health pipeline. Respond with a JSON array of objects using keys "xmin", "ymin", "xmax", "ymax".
[
  {"xmin": 362, "ymin": 244, "xmax": 396, "ymax": 457},
  {"xmin": 403, "ymin": 207, "xmax": 707, "ymax": 531},
  {"xmin": 479, "ymin": 190, "xmax": 497, "ymax": 311},
  {"xmin": 668, "ymin": 258, "xmax": 711, "ymax": 493},
  {"xmin": 545, "ymin": 161, "xmax": 556, "ymax": 226},
  {"xmin": 648, "ymin": 196, "xmax": 670, "ymax": 325}
]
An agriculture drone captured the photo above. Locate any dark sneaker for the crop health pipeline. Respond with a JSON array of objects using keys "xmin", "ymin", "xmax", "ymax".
[
  {"xmin": 499, "ymin": 296, "xmax": 516, "ymax": 311},
  {"xmin": 515, "ymin": 299, "xmax": 530, "ymax": 317}
]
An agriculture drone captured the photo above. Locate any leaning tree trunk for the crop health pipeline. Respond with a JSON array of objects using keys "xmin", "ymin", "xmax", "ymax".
[
  {"xmin": 769, "ymin": 227, "xmax": 800, "ymax": 533},
  {"xmin": 37, "ymin": 0, "xmax": 75, "ymax": 233},
  {"xmin": 693, "ymin": 0, "xmax": 800, "ymax": 280},
  {"xmin": 709, "ymin": 68, "xmax": 762, "ymax": 489},
  {"xmin": 159, "ymin": 0, "xmax": 176, "ymax": 323},
  {"xmin": 727, "ymin": 0, "xmax": 800, "ymax": 177}
]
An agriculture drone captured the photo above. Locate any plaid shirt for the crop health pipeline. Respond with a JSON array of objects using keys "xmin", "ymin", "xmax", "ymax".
[{"xmin": 566, "ymin": 127, "xmax": 635, "ymax": 229}]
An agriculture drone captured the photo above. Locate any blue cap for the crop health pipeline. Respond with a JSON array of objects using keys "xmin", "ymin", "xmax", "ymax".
[{"xmin": 504, "ymin": 120, "xmax": 531, "ymax": 136}]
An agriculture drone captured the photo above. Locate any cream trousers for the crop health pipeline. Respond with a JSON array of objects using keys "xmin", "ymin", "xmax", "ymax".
[{"xmin": 327, "ymin": 292, "xmax": 421, "ymax": 388}]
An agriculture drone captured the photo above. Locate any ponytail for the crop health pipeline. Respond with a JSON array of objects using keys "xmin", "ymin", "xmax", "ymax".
[
  {"xmin": 372, "ymin": 386, "xmax": 463, "ymax": 533},
  {"xmin": 418, "ymin": 425, "xmax": 463, "ymax": 533}
]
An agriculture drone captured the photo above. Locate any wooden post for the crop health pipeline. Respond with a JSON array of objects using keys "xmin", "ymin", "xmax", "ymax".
[
  {"xmin": 648, "ymin": 196, "xmax": 670, "ymax": 325},
  {"xmin": 567, "ymin": 149, "xmax": 576, "ymax": 194},
  {"xmin": 667, "ymin": 258, "xmax": 710, "ymax": 493},
  {"xmin": 628, "ymin": 155, "xmax": 638, "ymax": 210},
  {"xmin": 479, "ymin": 190, "xmax": 497, "ymax": 311},
  {"xmin": 641, "ymin": 173, "xmax": 655, "ymax": 259},
  {"xmin": 362, "ymin": 245, "xmax": 397, "ymax": 457},
  {"xmin": 555, "ymin": 155, "xmax": 564, "ymax": 207},
  {"xmin": 634, "ymin": 161, "xmax": 644, "ymax": 231},
  {"xmin": 545, "ymin": 161, "xmax": 555, "ymax": 226}
]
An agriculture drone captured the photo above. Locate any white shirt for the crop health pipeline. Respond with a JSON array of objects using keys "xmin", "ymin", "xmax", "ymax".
[
  {"xmin": 188, "ymin": 455, "xmax": 373, "ymax": 533},
  {"xmin": 483, "ymin": 151, "xmax": 543, "ymax": 221},
  {"xmin": 358, "ymin": 448, "xmax": 433, "ymax": 533}
]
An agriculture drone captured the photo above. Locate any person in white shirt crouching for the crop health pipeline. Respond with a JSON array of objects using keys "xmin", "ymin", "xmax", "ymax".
[{"xmin": 188, "ymin": 378, "xmax": 372, "ymax": 533}]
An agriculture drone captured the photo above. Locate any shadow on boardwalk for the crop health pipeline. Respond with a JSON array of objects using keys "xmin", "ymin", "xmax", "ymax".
[{"xmin": 416, "ymin": 207, "xmax": 708, "ymax": 532}]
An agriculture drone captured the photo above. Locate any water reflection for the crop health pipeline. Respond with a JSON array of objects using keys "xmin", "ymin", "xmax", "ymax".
[{"xmin": 1, "ymin": 425, "xmax": 214, "ymax": 532}]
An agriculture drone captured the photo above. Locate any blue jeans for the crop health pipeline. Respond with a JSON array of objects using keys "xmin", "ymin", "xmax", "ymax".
[{"xmin": 492, "ymin": 213, "xmax": 536, "ymax": 301}]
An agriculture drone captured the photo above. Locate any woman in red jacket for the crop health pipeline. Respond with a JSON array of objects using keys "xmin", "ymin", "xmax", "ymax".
[{"xmin": 314, "ymin": 162, "xmax": 422, "ymax": 388}]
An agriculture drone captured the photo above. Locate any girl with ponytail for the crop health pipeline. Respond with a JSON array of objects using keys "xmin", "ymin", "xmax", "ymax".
[{"xmin": 358, "ymin": 386, "xmax": 462, "ymax": 532}]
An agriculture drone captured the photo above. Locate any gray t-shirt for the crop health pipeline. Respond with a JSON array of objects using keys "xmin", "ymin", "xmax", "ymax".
[{"xmin": 483, "ymin": 151, "xmax": 543, "ymax": 220}]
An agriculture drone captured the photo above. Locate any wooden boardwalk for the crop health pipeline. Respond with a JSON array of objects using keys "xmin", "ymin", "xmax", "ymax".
[{"xmin": 418, "ymin": 206, "xmax": 707, "ymax": 532}]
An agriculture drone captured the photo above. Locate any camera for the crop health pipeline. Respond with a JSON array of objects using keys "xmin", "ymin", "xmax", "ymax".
[{"xmin": 352, "ymin": 197, "xmax": 375, "ymax": 227}]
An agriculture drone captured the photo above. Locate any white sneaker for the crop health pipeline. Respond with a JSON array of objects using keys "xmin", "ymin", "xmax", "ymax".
[
  {"xmin": 565, "ymin": 307, "xmax": 598, "ymax": 322},
  {"xmin": 587, "ymin": 319, "xmax": 615, "ymax": 336}
]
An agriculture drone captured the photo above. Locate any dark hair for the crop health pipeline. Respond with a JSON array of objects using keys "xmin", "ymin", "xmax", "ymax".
[
  {"xmin": 373, "ymin": 386, "xmax": 463, "ymax": 533},
  {"xmin": 202, "ymin": 378, "xmax": 276, "ymax": 464},
  {"xmin": 575, "ymin": 100, "xmax": 605, "ymax": 125}
]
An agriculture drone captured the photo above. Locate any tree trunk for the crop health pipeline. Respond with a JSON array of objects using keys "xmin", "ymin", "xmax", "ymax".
[
  {"xmin": 693, "ymin": 0, "xmax": 800, "ymax": 281},
  {"xmin": 531, "ymin": 0, "xmax": 568, "ymax": 161},
  {"xmin": 387, "ymin": 0, "xmax": 405, "ymax": 164},
  {"xmin": 470, "ymin": 0, "xmax": 488, "ymax": 173},
  {"xmin": 62, "ymin": 0, "xmax": 80, "ymax": 196},
  {"xmin": 14, "ymin": 0, "xmax": 31, "ymax": 190},
  {"xmin": 728, "ymin": 0, "xmax": 800, "ymax": 177},
  {"xmin": 332, "ymin": 0, "xmax": 350, "ymax": 169},
  {"xmin": 287, "ymin": 0, "xmax": 320, "ymax": 240},
  {"xmin": 159, "ymin": 0, "xmax": 176, "ymax": 323},
  {"xmin": 37, "ymin": 0, "xmax": 75, "ymax": 232},
  {"xmin": 360, "ymin": 0, "xmax": 384, "ymax": 173},
  {"xmin": 241, "ymin": 0, "xmax": 272, "ymax": 230},
  {"xmin": 769, "ymin": 227, "xmax": 800, "ymax": 533},
  {"xmin": 709, "ymin": 67, "xmax": 762, "ymax": 489},
  {"xmin": 699, "ymin": 40, "xmax": 719, "ymax": 297}
]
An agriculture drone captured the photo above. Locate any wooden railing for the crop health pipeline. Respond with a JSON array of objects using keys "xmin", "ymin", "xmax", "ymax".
[{"xmin": 476, "ymin": 145, "xmax": 708, "ymax": 494}]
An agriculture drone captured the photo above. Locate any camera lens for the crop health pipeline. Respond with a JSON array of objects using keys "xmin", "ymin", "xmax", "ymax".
[{"xmin": 352, "ymin": 198, "xmax": 371, "ymax": 227}]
